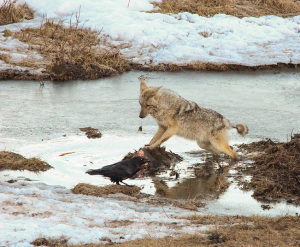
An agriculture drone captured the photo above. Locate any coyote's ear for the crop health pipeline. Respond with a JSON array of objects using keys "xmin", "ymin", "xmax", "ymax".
[
  {"xmin": 155, "ymin": 86, "xmax": 163, "ymax": 99},
  {"xmin": 140, "ymin": 81, "xmax": 148, "ymax": 92}
]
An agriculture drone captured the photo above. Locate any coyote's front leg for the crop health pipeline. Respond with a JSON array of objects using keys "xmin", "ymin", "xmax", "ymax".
[
  {"xmin": 148, "ymin": 124, "xmax": 178, "ymax": 149},
  {"xmin": 149, "ymin": 125, "xmax": 166, "ymax": 146}
]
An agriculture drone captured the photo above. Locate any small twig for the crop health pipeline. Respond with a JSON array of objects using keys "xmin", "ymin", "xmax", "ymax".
[
  {"xmin": 160, "ymin": 203, "xmax": 169, "ymax": 218},
  {"xmin": 290, "ymin": 128, "xmax": 294, "ymax": 141}
]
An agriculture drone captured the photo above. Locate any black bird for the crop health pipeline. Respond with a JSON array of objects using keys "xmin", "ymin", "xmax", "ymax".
[{"xmin": 85, "ymin": 156, "xmax": 150, "ymax": 186}]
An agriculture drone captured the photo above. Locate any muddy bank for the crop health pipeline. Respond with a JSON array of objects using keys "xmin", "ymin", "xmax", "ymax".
[
  {"xmin": 236, "ymin": 134, "xmax": 300, "ymax": 205},
  {"xmin": 1, "ymin": 63, "xmax": 300, "ymax": 82}
]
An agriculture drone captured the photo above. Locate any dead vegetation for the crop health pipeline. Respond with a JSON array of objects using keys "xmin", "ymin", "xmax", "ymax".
[
  {"xmin": 153, "ymin": 0, "xmax": 300, "ymax": 18},
  {"xmin": 46, "ymin": 215, "xmax": 300, "ymax": 246},
  {"xmin": 203, "ymin": 215, "xmax": 300, "ymax": 246},
  {"xmin": 134, "ymin": 62, "xmax": 300, "ymax": 74},
  {"xmin": 79, "ymin": 127, "xmax": 102, "ymax": 139},
  {"xmin": 1, "ymin": 2, "xmax": 300, "ymax": 80},
  {"xmin": 0, "ymin": 151, "xmax": 52, "ymax": 172},
  {"xmin": 3, "ymin": 10, "xmax": 131, "ymax": 81},
  {"xmin": 0, "ymin": 0, "xmax": 34, "ymax": 25},
  {"xmin": 71, "ymin": 183, "xmax": 142, "ymax": 197},
  {"xmin": 237, "ymin": 134, "xmax": 300, "ymax": 204},
  {"xmin": 31, "ymin": 236, "xmax": 69, "ymax": 247}
]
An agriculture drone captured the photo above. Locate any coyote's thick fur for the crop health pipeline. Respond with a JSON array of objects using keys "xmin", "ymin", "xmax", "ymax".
[{"xmin": 139, "ymin": 81, "xmax": 248, "ymax": 160}]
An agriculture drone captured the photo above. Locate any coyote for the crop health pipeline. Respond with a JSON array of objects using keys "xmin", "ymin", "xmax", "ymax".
[{"xmin": 139, "ymin": 81, "xmax": 248, "ymax": 160}]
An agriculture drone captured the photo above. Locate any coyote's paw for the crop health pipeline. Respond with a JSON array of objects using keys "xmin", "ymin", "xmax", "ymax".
[{"xmin": 144, "ymin": 144, "xmax": 156, "ymax": 149}]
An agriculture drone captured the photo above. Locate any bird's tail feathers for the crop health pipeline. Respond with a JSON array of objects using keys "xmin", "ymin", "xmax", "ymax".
[{"xmin": 86, "ymin": 169, "xmax": 104, "ymax": 175}]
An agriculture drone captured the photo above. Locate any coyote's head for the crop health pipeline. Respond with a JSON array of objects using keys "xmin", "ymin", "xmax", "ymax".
[{"xmin": 139, "ymin": 81, "xmax": 163, "ymax": 118}]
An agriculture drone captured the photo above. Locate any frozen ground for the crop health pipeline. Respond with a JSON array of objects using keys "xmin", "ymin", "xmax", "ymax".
[
  {"xmin": 0, "ymin": 0, "xmax": 300, "ymax": 75},
  {"xmin": 1, "ymin": 70, "xmax": 300, "ymax": 246},
  {"xmin": 1, "ymin": 180, "xmax": 207, "ymax": 247}
]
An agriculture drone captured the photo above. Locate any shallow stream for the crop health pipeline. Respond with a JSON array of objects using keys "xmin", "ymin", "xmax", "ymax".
[{"xmin": 1, "ymin": 69, "xmax": 300, "ymax": 216}]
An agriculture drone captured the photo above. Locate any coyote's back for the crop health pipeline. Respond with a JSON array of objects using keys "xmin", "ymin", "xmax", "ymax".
[{"xmin": 139, "ymin": 81, "xmax": 248, "ymax": 160}]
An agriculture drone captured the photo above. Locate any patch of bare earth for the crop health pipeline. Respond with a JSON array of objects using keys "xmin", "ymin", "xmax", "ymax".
[
  {"xmin": 0, "ymin": 150, "xmax": 52, "ymax": 172},
  {"xmin": 236, "ymin": 134, "xmax": 300, "ymax": 204}
]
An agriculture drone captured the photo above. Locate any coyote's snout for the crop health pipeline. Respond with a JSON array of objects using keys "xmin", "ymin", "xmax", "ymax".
[{"xmin": 139, "ymin": 81, "xmax": 249, "ymax": 160}]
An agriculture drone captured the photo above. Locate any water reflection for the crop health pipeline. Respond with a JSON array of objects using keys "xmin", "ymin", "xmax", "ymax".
[{"xmin": 153, "ymin": 173, "xmax": 229, "ymax": 201}]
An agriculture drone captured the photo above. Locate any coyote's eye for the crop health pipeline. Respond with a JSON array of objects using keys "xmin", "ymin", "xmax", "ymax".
[{"xmin": 146, "ymin": 104, "xmax": 150, "ymax": 108}]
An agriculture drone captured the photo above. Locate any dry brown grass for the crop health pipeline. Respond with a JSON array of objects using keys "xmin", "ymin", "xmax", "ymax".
[
  {"xmin": 1, "ymin": 1, "xmax": 299, "ymax": 80},
  {"xmin": 0, "ymin": 0, "xmax": 34, "ymax": 25},
  {"xmin": 204, "ymin": 215, "xmax": 300, "ymax": 246},
  {"xmin": 0, "ymin": 52, "xmax": 11, "ymax": 64},
  {"xmin": 236, "ymin": 134, "xmax": 300, "ymax": 204},
  {"xmin": 47, "ymin": 215, "xmax": 300, "ymax": 246},
  {"xmin": 71, "ymin": 183, "xmax": 142, "ymax": 197},
  {"xmin": 79, "ymin": 127, "xmax": 102, "ymax": 139},
  {"xmin": 153, "ymin": 0, "xmax": 300, "ymax": 18},
  {"xmin": 134, "ymin": 62, "xmax": 299, "ymax": 73},
  {"xmin": 31, "ymin": 236, "xmax": 69, "ymax": 247},
  {"xmin": 0, "ymin": 151, "xmax": 52, "ymax": 172},
  {"xmin": 10, "ymin": 11, "xmax": 131, "ymax": 81}
]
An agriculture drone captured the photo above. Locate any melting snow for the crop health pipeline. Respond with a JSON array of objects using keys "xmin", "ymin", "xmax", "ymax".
[
  {"xmin": 0, "ymin": 180, "xmax": 205, "ymax": 246},
  {"xmin": 0, "ymin": 0, "xmax": 299, "ymax": 73}
]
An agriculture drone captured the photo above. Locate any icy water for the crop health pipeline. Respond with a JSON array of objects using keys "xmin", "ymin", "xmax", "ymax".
[{"xmin": 1, "ymin": 69, "xmax": 300, "ymax": 216}]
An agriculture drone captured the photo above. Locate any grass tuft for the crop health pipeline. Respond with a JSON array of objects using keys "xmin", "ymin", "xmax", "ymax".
[
  {"xmin": 0, "ymin": 151, "xmax": 52, "ymax": 172},
  {"xmin": 31, "ymin": 236, "xmax": 69, "ymax": 247},
  {"xmin": 11, "ymin": 11, "xmax": 131, "ymax": 81},
  {"xmin": 71, "ymin": 183, "xmax": 142, "ymax": 197},
  {"xmin": 237, "ymin": 134, "xmax": 300, "ymax": 204},
  {"xmin": 0, "ymin": 0, "xmax": 34, "ymax": 25}
]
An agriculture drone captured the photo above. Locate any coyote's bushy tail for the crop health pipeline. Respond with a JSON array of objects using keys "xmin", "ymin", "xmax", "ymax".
[
  {"xmin": 235, "ymin": 123, "xmax": 249, "ymax": 136},
  {"xmin": 223, "ymin": 119, "xmax": 249, "ymax": 137}
]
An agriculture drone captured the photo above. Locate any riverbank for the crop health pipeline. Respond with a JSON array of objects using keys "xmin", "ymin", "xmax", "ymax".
[{"xmin": 1, "ymin": 0, "xmax": 300, "ymax": 81}]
